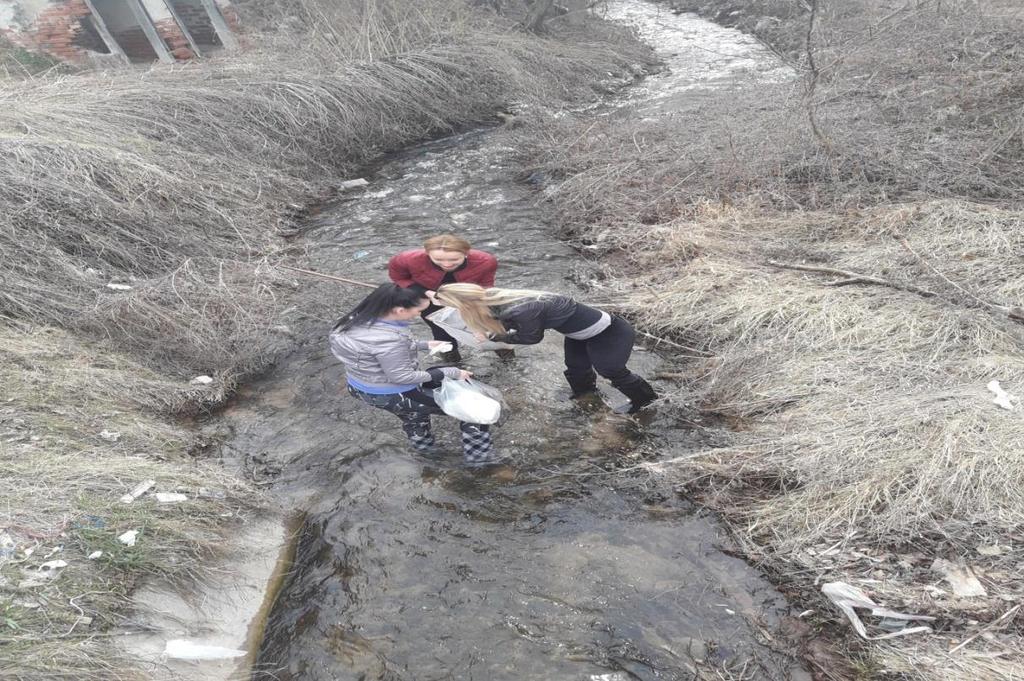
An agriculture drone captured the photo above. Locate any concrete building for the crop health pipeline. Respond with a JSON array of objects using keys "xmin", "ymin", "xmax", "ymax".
[{"xmin": 0, "ymin": 0, "xmax": 239, "ymax": 64}]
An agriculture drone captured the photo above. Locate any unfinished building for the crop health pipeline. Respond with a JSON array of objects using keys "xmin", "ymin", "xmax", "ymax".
[{"xmin": 0, "ymin": 0, "xmax": 239, "ymax": 64}]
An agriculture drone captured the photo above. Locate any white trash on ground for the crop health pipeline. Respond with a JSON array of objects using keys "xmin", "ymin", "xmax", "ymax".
[
  {"xmin": 434, "ymin": 378, "xmax": 502, "ymax": 424},
  {"xmin": 339, "ymin": 178, "xmax": 369, "ymax": 190},
  {"xmin": 120, "ymin": 479, "xmax": 156, "ymax": 504},
  {"xmin": 118, "ymin": 530, "xmax": 139, "ymax": 546},
  {"xmin": 154, "ymin": 492, "xmax": 188, "ymax": 503},
  {"xmin": 987, "ymin": 380, "xmax": 1019, "ymax": 411},
  {"xmin": 426, "ymin": 307, "xmax": 516, "ymax": 350},
  {"xmin": 163, "ymin": 639, "xmax": 247, "ymax": 660},
  {"xmin": 822, "ymin": 581, "xmax": 934, "ymax": 640},
  {"xmin": 190, "ymin": 375, "xmax": 214, "ymax": 385}
]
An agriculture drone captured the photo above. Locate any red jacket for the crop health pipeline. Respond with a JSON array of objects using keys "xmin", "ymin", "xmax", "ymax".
[{"xmin": 388, "ymin": 249, "xmax": 497, "ymax": 291}]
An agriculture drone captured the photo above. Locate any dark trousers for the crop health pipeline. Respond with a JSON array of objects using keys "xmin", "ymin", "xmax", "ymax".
[
  {"xmin": 421, "ymin": 303, "xmax": 458, "ymax": 346},
  {"xmin": 563, "ymin": 316, "xmax": 641, "ymax": 388},
  {"xmin": 348, "ymin": 385, "xmax": 495, "ymax": 465}
]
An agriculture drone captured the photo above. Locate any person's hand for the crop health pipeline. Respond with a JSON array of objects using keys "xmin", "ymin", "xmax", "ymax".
[
  {"xmin": 427, "ymin": 340, "xmax": 448, "ymax": 349},
  {"xmin": 473, "ymin": 332, "xmax": 488, "ymax": 342},
  {"xmin": 425, "ymin": 290, "xmax": 438, "ymax": 302},
  {"xmin": 458, "ymin": 370, "xmax": 473, "ymax": 381}
]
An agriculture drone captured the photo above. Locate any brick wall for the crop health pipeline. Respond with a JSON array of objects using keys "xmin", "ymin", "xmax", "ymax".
[
  {"xmin": 169, "ymin": 0, "xmax": 218, "ymax": 47},
  {"xmin": 5, "ymin": 0, "xmax": 238, "ymax": 64},
  {"xmin": 9, "ymin": 0, "xmax": 95, "ymax": 64}
]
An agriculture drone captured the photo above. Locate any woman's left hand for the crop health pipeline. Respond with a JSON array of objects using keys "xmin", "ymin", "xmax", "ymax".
[{"xmin": 473, "ymin": 332, "xmax": 488, "ymax": 343}]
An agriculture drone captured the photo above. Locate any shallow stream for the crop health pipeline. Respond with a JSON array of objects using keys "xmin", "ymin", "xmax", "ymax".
[{"xmin": 218, "ymin": 3, "xmax": 806, "ymax": 679}]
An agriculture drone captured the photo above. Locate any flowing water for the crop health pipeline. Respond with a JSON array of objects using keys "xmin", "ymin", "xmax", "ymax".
[{"xmin": 219, "ymin": 2, "xmax": 807, "ymax": 679}]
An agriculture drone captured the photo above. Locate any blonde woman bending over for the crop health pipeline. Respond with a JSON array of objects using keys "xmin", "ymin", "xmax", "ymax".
[{"xmin": 430, "ymin": 284, "xmax": 657, "ymax": 413}]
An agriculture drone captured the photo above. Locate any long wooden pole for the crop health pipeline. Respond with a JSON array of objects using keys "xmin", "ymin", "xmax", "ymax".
[{"xmin": 277, "ymin": 264, "xmax": 378, "ymax": 289}]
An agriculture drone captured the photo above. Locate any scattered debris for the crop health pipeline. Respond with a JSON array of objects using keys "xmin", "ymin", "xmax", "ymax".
[
  {"xmin": 42, "ymin": 546, "xmax": 62, "ymax": 559},
  {"xmin": 154, "ymin": 492, "xmax": 188, "ymax": 503},
  {"xmin": 120, "ymin": 479, "xmax": 156, "ymax": 504},
  {"xmin": 118, "ymin": 530, "xmax": 139, "ymax": 546},
  {"xmin": 163, "ymin": 639, "xmax": 247, "ymax": 660},
  {"xmin": 197, "ymin": 487, "xmax": 226, "ymax": 500},
  {"xmin": 353, "ymin": 249, "xmax": 370, "ymax": 260},
  {"xmin": 987, "ymin": 380, "xmax": 1019, "ymax": 411},
  {"xmin": 105, "ymin": 282, "xmax": 133, "ymax": 291},
  {"xmin": 822, "ymin": 581, "xmax": 935, "ymax": 640},
  {"xmin": 99, "ymin": 430, "xmax": 122, "ymax": 442},
  {"xmin": 38, "ymin": 559, "xmax": 67, "ymax": 572},
  {"xmin": 339, "ymin": 178, "xmax": 369, "ymax": 190},
  {"xmin": 932, "ymin": 559, "xmax": 988, "ymax": 598},
  {"xmin": 190, "ymin": 375, "xmax": 214, "ymax": 386},
  {"xmin": 88, "ymin": 551, "xmax": 103, "ymax": 560}
]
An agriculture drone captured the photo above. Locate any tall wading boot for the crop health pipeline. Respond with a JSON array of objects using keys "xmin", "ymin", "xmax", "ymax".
[
  {"xmin": 611, "ymin": 375, "xmax": 658, "ymax": 414},
  {"xmin": 564, "ymin": 369, "xmax": 605, "ymax": 411},
  {"xmin": 564, "ymin": 369, "xmax": 598, "ymax": 398}
]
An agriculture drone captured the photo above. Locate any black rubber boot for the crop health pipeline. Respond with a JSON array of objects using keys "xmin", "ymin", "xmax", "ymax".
[
  {"xmin": 564, "ymin": 369, "xmax": 598, "ymax": 398},
  {"xmin": 612, "ymin": 375, "xmax": 658, "ymax": 414}
]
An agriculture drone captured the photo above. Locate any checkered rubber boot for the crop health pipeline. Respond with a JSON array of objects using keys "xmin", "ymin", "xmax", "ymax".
[
  {"xmin": 460, "ymin": 424, "xmax": 498, "ymax": 466},
  {"xmin": 402, "ymin": 420, "xmax": 438, "ymax": 455}
]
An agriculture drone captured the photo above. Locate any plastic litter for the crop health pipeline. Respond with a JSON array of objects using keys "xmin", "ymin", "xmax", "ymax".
[
  {"xmin": 987, "ymin": 380, "xmax": 1019, "ymax": 411},
  {"xmin": 88, "ymin": 551, "xmax": 103, "ymax": 560},
  {"xmin": 100, "ymin": 430, "xmax": 121, "ymax": 442},
  {"xmin": 164, "ymin": 639, "xmax": 247, "ymax": 660},
  {"xmin": 426, "ymin": 307, "xmax": 516, "ymax": 350},
  {"xmin": 434, "ymin": 378, "xmax": 503, "ymax": 424},
  {"xmin": 822, "ymin": 581, "xmax": 934, "ymax": 640},
  {"xmin": 120, "ymin": 479, "xmax": 156, "ymax": 504},
  {"xmin": 154, "ymin": 492, "xmax": 188, "ymax": 503},
  {"xmin": 106, "ymin": 282, "xmax": 133, "ymax": 291},
  {"xmin": 339, "ymin": 178, "xmax": 369, "ymax": 190},
  {"xmin": 190, "ymin": 375, "xmax": 214, "ymax": 385},
  {"xmin": 118, "ymin": 530, "xmax": 139, "ymax": 546},
  {"xmin": 39, "ymin": 560, "xmax": 67, "ymax": 572},
  {"xmin": 353, "ymin": 250, "xmax": 370, "ymax": 260}
]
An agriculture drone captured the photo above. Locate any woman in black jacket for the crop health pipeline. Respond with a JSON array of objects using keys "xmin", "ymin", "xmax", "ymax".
[{"xmin": 431, "ymin": 284, "xmax": 657, "ymax": 413}]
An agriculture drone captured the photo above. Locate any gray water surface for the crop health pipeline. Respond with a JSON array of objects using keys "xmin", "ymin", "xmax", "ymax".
[{"xmin": 222, "ymin": 3, "xmax": 808, "ymax": 679}]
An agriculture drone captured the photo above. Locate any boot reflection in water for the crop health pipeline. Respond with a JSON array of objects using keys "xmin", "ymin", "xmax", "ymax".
[{"xmin": 432, "ymin": 283, "xmax": 658, "ymax": 416}]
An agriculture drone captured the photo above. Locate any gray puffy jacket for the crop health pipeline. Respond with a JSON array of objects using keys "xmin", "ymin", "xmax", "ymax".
[{"xmin": 329, "ymin": 321, "xmax": 461, "ymax": 391}]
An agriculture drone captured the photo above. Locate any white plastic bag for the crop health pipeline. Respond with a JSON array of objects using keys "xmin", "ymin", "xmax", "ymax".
[
  {"xmin": 434, "ymin": 378, "xmax": 503, "ymax": 424},
  {"xmin": 426, "ymin": 307, "xmax": 516, "ymax": 350}
]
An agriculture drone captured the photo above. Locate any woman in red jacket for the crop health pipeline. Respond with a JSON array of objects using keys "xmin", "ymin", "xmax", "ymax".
[{"xmin": 388, "ymin": 234, "xmax": 498, "ymax": 361}]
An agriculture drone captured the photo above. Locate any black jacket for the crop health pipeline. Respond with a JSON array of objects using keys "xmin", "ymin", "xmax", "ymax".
[{"xmin": 492, "ymin": 295, "xmax": 604, "ymax": 344}]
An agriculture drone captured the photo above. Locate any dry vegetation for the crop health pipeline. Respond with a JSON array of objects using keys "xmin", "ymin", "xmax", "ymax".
[
  {"xmin": 0, "ymin": 1, "xmax": 651, "ymax": 678},
  {"xmin": 0, "ymin": 324, "xmax": 255, "ymax": 679},
  {"xmin": 512, "ymin": 0, "xmax": 1024, "ymax": 678}
]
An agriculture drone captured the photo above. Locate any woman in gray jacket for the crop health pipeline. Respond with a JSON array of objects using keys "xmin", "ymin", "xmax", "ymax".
[{"xmin": 329, "ymin": 284, "xmax": 498, "ymax": 466}]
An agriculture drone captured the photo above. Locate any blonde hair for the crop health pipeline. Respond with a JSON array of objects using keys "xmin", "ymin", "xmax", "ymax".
[
  {"xmin": 423, "ymin": 234, "xmax": 471, "ymax": 254},
  {"xmin": 434, "ymin": 283, "xmax": 549, "ymax": 336}
]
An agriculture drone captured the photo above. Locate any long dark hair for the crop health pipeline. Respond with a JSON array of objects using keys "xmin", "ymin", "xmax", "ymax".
[{"xmin": 332, "ymin": 284, "xmax": 426, "ymax": 333}]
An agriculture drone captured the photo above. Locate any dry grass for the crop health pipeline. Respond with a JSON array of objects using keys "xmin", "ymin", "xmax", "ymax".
[
  {"xmin": 0, "ymin": 325, "xmax": 255, "ymax": 680},
  {"xmin": 510, "ymin": 1, "xmax": 1024, "ymax": 677}
]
